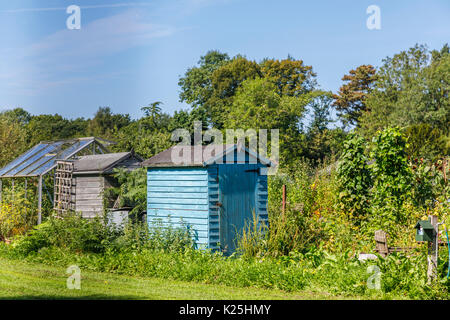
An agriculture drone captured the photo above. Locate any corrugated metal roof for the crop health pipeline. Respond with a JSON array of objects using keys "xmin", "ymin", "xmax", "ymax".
[{"xmin": 0, "ymin": 137, "xmax": 112, "ymax": 178}]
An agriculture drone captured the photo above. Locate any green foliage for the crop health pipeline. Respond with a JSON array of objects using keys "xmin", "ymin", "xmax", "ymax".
[
  {"xmin": 105, "ymin": 167, "xmax": 147, "ymax": 218},
  {"xmin": 238, "ymin": 160, "xmax": 337, "ymax": 257},
  {"xmin": 0, "ymin": 185, "xmax": 37, "ymax": 240},
  {"xmin": 260, "ymin": 57, "xmax": 317, "ymax": 97},
  {"xmin": 12, "ymin": 212, "xmax": 195, "ymax": 256},
  {"xmin": 179, "ymin": 50, "xmax": 231, "ymax": 111},
  {"xmin": 87, "ymin": 107, "xmax": 131, "ymax": 140},
  {"xmin": 179, "ymin": 52, "xmax": 317, "ymax": 130},
  {"xmin": 0, "ymin": 116, "xmax": 27, "ymax": 167},
  {"xmin": 225, "ymin": 77, "xmax": 317, "ymax": 166},
  {"xmin": 3, "ymin": 239, "xmax": 449, "ymax": 298},
  {"xmin": 336, "ymin": 133, "xmax": 372, "ymax": 219},
  {"xmin": 370, "ymin": 127, "xmax": 413, "ymax": 211},
  {"xmin": 404, "ymin": 124, "xmax": 449, "ymax": 160},
  {"xmin": 13, "ymin": 213, "xmax": 117, "ymax": 255},
  {"xmin": 113, "ymin": 119, "xmax": 174, "ymax": 159},
  {"xmin": 410, "ymin": 158, "xmax": 449, "ymax": 208},
  {"xmin": 360, "ymin": 44, "xmax": 450, "ymax": 137}
]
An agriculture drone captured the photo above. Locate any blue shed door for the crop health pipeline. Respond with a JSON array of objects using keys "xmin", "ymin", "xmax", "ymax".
[{"xmin": 218, "ymin": 164, "xmax": 258, "ymax": 254}]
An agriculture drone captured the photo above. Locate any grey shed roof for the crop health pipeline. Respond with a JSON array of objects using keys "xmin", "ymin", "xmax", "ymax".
[
  {"xmin": 0, "ymin": 137, "xmax": 113, "ymax": 178},
  {"xmin": 73, "ymin": 152, "xmax": 143, "ymax": 174},
  {"xmin": 142, "ymin": 144, "xmax": 273, "ymax": 167}
]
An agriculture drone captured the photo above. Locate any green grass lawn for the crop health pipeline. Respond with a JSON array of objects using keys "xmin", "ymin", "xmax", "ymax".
[{"xmin": 0, "ymin": 256, "xmax": 361, "ymax": 300}]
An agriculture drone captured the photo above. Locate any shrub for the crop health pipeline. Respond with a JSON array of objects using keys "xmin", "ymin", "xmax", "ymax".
[
  {"xmin": 13, "ymin": 212, "xmax": 117, "ymax": 255},
  {"xmin": 336, "ymin": 133, "xmax": 372, "ymax": 220},
  {"xmin": 13, "ymin": 212, "xmax": 195, "ymax": 255},
  {"xmin": 0, "ymin": 187, "xmax": 36, "ymax": 240}
]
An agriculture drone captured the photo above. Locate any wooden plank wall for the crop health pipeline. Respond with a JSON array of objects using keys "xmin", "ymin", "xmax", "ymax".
[
  {"xmin": 147, "ymin": 168, "xmax": 209, "ymax": 247},
  {"xmin": 75, "ymin": 176, "xmax": 104, "ymax": 218}
]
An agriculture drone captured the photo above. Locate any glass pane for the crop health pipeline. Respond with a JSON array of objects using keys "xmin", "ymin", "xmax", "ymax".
[
  {"xmin": 57, "ymin": 139, "xmax": 92, "ymax": 159},
  {"xmin": 6, "ymin": 143, "xmax": 61, "ymax": 176},
  {"xmin": 19, "ymin": 154, "xmax": 56, "ymax": 176},
  {"xmin": 0, "ymin": 143, "xmax": 48, "ymax": 176}
]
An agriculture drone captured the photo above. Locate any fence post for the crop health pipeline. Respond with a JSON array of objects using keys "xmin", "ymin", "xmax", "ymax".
[
  {"xmin": 427, "ymin": 215, "xmax": 438, "ymax": 283},
  {"xmin": 38, "ymin": 175, "xmax": 43, "ymax": 225}
]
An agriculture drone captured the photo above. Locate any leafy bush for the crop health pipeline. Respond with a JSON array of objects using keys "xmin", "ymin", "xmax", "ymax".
[
  {"xmin": 0, "ymin": 187, "xmax": 36, "ymax": 240},
  {"xmin": 336, "ymin": 133, "xmax": 372, "ymax": 220},
  {"xmin": 13, "ymin": 212, "xmax": 118, "ymax": 255},
  {"xmin": 370, "ymin": 127, "xmax": 413, "ymax": 213},
  {"xmin": 3, "ymin": 240, "xmax": 448, "ymax": 298},
  {"xmin": 13, "ymin": 212, "xmax": 195, "ymax": 256},
  {"xmin": 104, "ymin": 167, "xmax": 147, "ymax": 219}
]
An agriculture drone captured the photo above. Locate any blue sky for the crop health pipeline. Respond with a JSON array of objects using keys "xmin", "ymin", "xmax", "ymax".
[{"xmin": 0, "ymin": 0, "xmax": 449, "ymax": 120}]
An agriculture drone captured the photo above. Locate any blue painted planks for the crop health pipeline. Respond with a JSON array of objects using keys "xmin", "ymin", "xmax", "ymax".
[
  {"xmin": 147, "ymin": 167, "xmax": 209, "ymax": 249},
  {"xmin": 147, "ymin": 208, "xmax": 208, "ymax": 217},
  {"xmin": 148, "ymin": 175, "xmax": 208, "ymax": 181},
  {"xmin": 148, "ymin": 192, "xmax": 207, "ymax": 199},
  {"xmin": 148, "ymin": 203, "xmax": 208, "ymax": 210},
  {"xmin": 146, "ymin": 147, "xmax": 271, "ymax": 254},
  {"xmin": 149, "ymin": 169, "xmax": 207, "ymax": 175},
  {"xmin": 148, "ymin": 180, "xmax": 207, "ymax": 187},
  {"xmin": 149, "ymin": 197, "xmax": 208, "ymax": 205},
  {"xmin": 148, "ymin": 186, "xmax": 208, "ymax": 193}
]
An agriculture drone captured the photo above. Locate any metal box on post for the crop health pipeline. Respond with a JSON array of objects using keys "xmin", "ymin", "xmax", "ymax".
[{"xmin": 415, "ymin": 219, "xmax": 434, "ymax": 242}]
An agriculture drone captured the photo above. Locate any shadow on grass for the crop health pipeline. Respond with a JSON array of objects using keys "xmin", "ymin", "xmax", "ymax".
[{"xmin": 0, "ymin": 294, "xmax": 144, "ymax": 300}]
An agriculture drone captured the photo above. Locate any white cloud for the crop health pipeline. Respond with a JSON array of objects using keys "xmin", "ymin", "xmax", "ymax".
[
  {"xmin": 28, "ymin": 9, "xmax": 175, "ymax": 61},
  {"xmin": 0, "ymin": 8, "xmax": 177, "ymax": 95}
]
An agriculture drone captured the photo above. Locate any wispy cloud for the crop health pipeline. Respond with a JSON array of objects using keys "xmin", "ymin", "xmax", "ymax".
[
  {"xmin": 0, "ymin": 8, "xmax": 177, "ymax": 95},
  {"xmin": 0, "ymin": 2, "xmax": 154, "ymax": 14},
  {"xmin": 0, "ymin": 0, "xmax": 232, "ymax": 101},
  {"xmin": 27, "ymin": 9, "xmax": 175, "ymax": 60}
]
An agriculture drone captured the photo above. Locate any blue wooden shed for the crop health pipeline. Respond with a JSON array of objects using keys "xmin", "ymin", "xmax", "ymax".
[{"xmin": 142, "ymin": 144, "xmax": 272, "ymax": 254}]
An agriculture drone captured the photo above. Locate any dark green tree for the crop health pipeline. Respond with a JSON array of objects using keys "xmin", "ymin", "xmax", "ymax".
[
  {"xmin": 360, "ymin": 44, "xmax": 450, "ymax": 136},
  {"xmin": 87, "ymin": 107, "xmax": 131, "ymax": 140}
]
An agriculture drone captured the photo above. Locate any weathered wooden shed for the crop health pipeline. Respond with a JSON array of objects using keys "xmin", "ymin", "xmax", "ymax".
[
  {"xmin": 142, "ymin": 144, "xmax": 272, "ymax": 254},
  {"xmin": 54, "ymin": 152, "xmax": 142, "ymax": 219},
  {"xmin": 0, "ymin": 137, "xmax": 115, "ymax": 223}
]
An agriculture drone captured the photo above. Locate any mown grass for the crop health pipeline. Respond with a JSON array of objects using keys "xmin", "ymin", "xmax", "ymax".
[
  {"xmin": 4, "ymin": 242, "xmax": 447, "ymax": 300},
  {"xmin": 0, "ymin": 256, "xmax": 363, "ymax": 300}
]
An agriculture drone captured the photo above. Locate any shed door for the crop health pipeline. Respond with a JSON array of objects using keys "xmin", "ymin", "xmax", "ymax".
[{"xmin": 218, "ymin": 164, "xmax": 258, "ymax": 254}]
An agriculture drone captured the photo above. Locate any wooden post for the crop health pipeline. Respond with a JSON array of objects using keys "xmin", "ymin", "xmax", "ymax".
[
  {"xmin": 282, "ymin": 184, "xmax": 286, "ymax": 215},
  {"xmin": 374, "ymin": 230, "xmax": 389, "ymax": 258},
  {"xmin": 38, "ymin": 175, "xmax": 43, "ymax": 225},
  {"xmin": 443, "ymin": 157, "xmax": 447, "ymax": 183},
  {"xmin": 11, "ymin": 179, "xmax": 14, "ymax": 204},
  {"xmin": 427, "ymin": 215, "xmax": 438, "ymax": 283}
]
